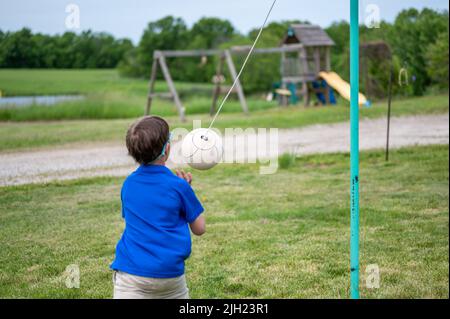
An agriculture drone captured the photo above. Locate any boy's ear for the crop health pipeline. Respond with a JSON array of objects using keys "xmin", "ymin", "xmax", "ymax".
[{"xmin": 165, "ymin": 143, "xmax": 171, "ymax": 159}]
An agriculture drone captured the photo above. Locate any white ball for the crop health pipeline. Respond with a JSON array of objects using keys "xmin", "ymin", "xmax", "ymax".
[{"xmin": 181, "ymin": 128, "xmax": 223, "ymax": 170}]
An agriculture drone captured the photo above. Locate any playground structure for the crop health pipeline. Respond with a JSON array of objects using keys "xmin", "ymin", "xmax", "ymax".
[
  {"xmin": 145, "ymin": 24, "xmax": 368, "ymax": 122},
  {"xmin": 279, "ymin": 24, "xmax": 335, "ymax": 106}
]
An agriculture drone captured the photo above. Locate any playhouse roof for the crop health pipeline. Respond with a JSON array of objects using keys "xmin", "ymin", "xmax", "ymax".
[{"xmin": 283, "ymin": 24, "xmax": 335, "ymax": 47}]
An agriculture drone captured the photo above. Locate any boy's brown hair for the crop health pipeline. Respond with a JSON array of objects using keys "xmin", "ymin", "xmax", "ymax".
[{"xmin": 126, "ymin": 116, "xmax": 170, "ymax": 164}]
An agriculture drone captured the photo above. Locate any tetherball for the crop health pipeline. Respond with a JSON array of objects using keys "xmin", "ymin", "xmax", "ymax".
[{"xmin": 181, "ymin": 128, "xmax": 223, "ymax": 170}]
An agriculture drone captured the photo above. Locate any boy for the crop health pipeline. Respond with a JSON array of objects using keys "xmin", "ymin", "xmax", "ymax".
[{"xmin": 110, "ymin": 116, "xmax": 205, "ymax": 299}]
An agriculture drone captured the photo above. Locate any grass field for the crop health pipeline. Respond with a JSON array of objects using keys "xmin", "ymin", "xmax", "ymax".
[
  {"xmin": 0, "ymin": 69, "xmax": 448, "ymax": 124},
  {"xmin": 0, "ymin": 145, "xmax": 448, "ymax": 298},
  {"xmin": 0, "ymin": 69, "xmax": 277, "ymax": 120}
]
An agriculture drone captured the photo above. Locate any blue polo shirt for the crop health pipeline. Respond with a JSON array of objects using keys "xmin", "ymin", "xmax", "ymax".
[{"xmin": 110, "ymin": 164, "xmax": 204, "ymax": 278}]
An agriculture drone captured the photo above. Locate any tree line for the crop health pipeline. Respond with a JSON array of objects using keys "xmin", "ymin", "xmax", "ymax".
[
  {"xmin": 0, "ymin": 8, "xmax": 448, "ymax": 96},
  {"xmin": 0, "ymin": 29, "xmax": 132, "ymax": 68}
]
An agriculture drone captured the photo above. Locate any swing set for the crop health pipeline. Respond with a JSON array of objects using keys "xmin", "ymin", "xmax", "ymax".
[{"xmin": 145, "ymin": 44, "xmax": 305, "ymax": 122}]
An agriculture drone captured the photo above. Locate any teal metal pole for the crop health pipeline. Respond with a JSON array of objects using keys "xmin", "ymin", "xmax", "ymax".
[{"xmin": 350, "ymin": 0, "xmax": 360, "ymax": 299}]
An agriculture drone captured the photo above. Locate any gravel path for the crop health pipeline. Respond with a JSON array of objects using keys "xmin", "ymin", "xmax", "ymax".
[{"xmin": 0, "ymin": 113, "xmax": 448, "ymax": 186}]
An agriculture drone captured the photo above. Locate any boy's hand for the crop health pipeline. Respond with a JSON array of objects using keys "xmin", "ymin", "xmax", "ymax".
[{"xmin": 175, "ymin": 169, "xmax": 192, "ymax": 185}]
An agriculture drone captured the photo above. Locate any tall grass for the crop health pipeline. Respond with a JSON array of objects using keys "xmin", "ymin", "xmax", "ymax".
[{"xmin": 0, "ymin": 69, "xmax": 278, "ymax": 120}]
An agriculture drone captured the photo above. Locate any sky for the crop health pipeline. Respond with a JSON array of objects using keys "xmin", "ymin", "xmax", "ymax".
[{"xmin": 0, "ymin": 0, "xmax": 448, "ymax": 44}]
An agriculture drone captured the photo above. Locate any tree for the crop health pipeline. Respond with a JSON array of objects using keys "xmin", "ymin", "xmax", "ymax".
[
  {"xmin": 426, "ymin": 30, "xmax": 449, "ymax": 88},
  {"xmin": 190, "ymin": 18, "xmax": 235, "ymax": 49},
  {"xmin": 181, "ymin": 18, "xmax": 236, "ymax": 82},
  {"xmin": 0, "ymin": 28, "xmax": 132, "ymax": 69},
  {"xmin": 117, "ymin": 48, "xmax": 143, "ymax": 77},
  {"xmin": 136, "ymin": 16, "xmax": 188, "ymax": 77},
  {"xmin": 326, "ymin": 21, "xmax": 350, "ymax": 82},
  {"xmin": 0, "ymin": 28, "xmax": 39, "ymax": 67},
  {"xmin": 0, "ymin": 30, "xmax": 4, "ymax": 66},
  {"xmin": 389, "ymin": 8, "xmax": 449, "ymax": 95},
  {"xmin": 53, "ymin": 32, "xmax": 77, "ymax": 68}
]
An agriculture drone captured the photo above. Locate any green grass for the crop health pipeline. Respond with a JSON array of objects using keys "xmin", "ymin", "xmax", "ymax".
[
  {"xmin": 0, "ymin": 69, "xmax": 448, "ymax": 123},
  {"xmin": 0, "ymin": 69, "xmax": 276, "ymax": 120},
  {"xmin": 0, "ymin": 69, "xmax": 210, "ymax": 96},
  {"xmin": 0, "ymin": 92, "xmax": 448, "ymax": 152},
  {"xmin": 0, "ymin": 145, "xmax": 448, "ymax": 298},
  {"xmin": 278, "ymin": 152, "xmax": 297, "ymax": 169}
]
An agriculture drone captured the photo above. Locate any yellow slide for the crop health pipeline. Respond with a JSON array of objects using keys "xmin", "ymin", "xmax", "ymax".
[{"xmin": 318, "ymin": 71, "xmax": 368, "ymax": 106}]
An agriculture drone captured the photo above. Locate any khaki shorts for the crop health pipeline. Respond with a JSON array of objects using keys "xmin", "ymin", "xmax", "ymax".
[{"xmin": 112, "ymin": 271, "xmax": 189, "ymax": 299}]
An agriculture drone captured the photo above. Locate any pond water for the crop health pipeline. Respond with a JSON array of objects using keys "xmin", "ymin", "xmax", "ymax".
[{"xmin": 0, "ymin": 95, "xmax": 84, "ymax": 109}]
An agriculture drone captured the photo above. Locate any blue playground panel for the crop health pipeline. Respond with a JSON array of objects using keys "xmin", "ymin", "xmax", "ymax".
[
  {"xmin": 312, "ymin": 80, "xmax": 336, "ymax": 105},
  {"xmin": 273, "ymin": 81, "xmax": 336, "ymax": 105}
]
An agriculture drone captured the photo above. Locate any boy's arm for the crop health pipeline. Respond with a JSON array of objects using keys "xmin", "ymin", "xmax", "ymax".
[
  {"xmin": 175, "ymin": 170, "xmax": 205, "ymax": 236},
  {"xmin": 189, "ymin": 215, "xmax": 206, "ymax": 236}
]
